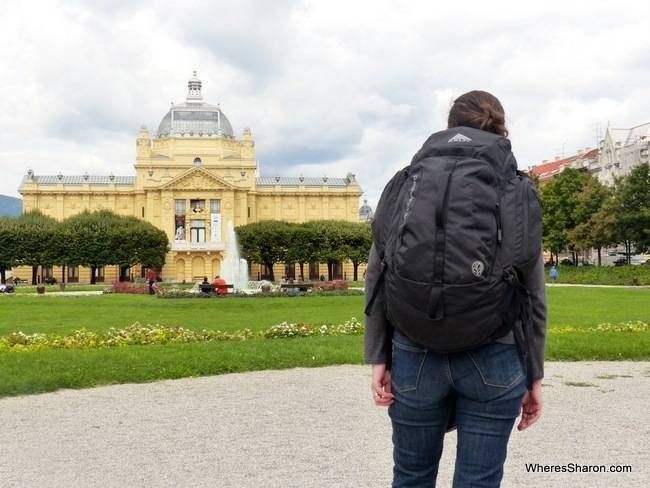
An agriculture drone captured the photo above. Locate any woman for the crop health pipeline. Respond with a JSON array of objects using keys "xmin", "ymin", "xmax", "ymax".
[{"xmin": 364, "ymin": 90, "xmax": 546, "ymax": 487}]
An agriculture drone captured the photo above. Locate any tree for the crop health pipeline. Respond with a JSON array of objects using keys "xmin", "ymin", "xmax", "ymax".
[
  {"xmin": 62, "ymin": 211, "xmax": 114, "ymax": 284},
  {"xmin": 284, "ymin": 224, "xmax": 313, "ymax": 281},
  {"xmin": 236, "ymin": 219, "xmax": 371, "ymax": 282},
  {"xmin": 62, "ymin": 210, "xmax": 169, "ymax": 283},
  {"xmin": 14, "ymin": 211, "xmax": 58, "ymax": 284},
  {"xmin": 567, "ymin": 177, "xmax": 612, "ymax": 265},
  {"xmin": 0, "ymin": 216, "xmax": 18, "ymax": 284},
  {"xmin": 614, "ymin": 163, "xmax": 650, "ymax": 261},
  {"xmin": 303, "ymin": 220, "xmax": 350, "ymax": 280},
  {"xmin": 341, "ymin": 221, "xmax": 372, "ymax": 281},
  {"xmin": 236, "ymin": 221, "xmax": 292, "ymax": 281},
  {"xmin": 541, "ymin": 168, "xmax": 607, "ymax": 264},
  {"xmin": 568, "ymin": 201, "xmax": 620, "ymax": 266}
]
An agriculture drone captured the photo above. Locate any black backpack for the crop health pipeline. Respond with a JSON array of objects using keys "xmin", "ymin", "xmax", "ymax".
[{"xmin": 365, "ymin": 126, "xmax": 542, "ymax": 353}]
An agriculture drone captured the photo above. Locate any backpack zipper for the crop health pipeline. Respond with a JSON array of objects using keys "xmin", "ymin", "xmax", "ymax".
[
  {"xmin": 393, "ymin": 173, "xmax": 419, "ymax": 259},
  {"xmin": 495, "ymin": 203, "xmax": 503, "ymax": 244}
]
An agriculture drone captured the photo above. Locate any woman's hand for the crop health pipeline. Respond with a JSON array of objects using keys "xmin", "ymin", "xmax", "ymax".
[
  {"xmin": 371, "ymin": 363, "xmax": 394, "ymax": 406},
  {"xmin": 517, "ymin": 378, "xmax": 543, "ymax": 431}
]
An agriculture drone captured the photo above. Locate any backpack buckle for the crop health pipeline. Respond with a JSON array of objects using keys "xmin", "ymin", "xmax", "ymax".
[{"xmin": 502, "ymin": 267, "xmax": 517, "ymax": 285}]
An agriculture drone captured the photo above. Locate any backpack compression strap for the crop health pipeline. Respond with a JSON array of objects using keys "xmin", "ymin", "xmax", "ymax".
[{"xmin": 427, "ymin": 159, "xmax": 458, "ymax": 321}]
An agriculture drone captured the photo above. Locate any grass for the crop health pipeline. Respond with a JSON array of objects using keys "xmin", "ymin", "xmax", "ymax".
[
  {"xmin": 0, "ymin": 336, "xmax": 362, "ymax": 397},
  {"xmin": 563, "ymin": 381, "xmax": 598, "ymax": 388},
  {"xmin": 545, "ymin": 287, "xmax": 650, "ymax": 328},
  {"xmin": 546, "ymin": 331, "xmax": 650, "ymax": 360},
  {"xmin": 1, "ymin": 286, "xmax": 649, "ymax": 398},
  {"xmin": 2, "ymin": 286, "xmax": 649, "ymax": 336},
  {"xmin": 0, "ymin": 295, "xmax": 363, "ymax": 335}
]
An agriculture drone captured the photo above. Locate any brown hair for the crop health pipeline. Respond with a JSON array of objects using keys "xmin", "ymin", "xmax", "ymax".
[{"xmin": 447, "ymin": 90, "xmax": 508, "ymax": 137}]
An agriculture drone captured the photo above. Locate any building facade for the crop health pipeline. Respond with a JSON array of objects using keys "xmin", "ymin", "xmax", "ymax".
[
  {"xmin": 17, "ymin": 73, "xmax": 367, "ymax": 283},
  {"xmin": 597, "ymin": 123, "xmax": 650, "ymax": 186},
  {"xmin": 529, "ymin": 122, "xmax": 650, "ymax": 187}
]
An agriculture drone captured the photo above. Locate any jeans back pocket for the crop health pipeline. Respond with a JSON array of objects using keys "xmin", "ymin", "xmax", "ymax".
[
  {"xmin": 391, "ymin": 333, "xmax": 428, "ymax": 392},
  {"xmin": 466, "ymin": 342, "xmax": 524, "ymax": 389}
]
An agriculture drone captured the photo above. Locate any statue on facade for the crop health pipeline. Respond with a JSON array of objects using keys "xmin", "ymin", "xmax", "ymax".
[{"xmin": 175, "ymin": 225, "xmax": 185, "ymax": 241}]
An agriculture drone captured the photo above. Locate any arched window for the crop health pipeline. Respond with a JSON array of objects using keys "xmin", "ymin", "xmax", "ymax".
[{"xmin": 193, "ymin": 157, "xmax": 202, "ymax": 166}]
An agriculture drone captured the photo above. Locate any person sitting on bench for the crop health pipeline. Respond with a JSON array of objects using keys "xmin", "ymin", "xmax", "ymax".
[{"xmin": 212, "ymin": 275, "xmax": 228, "ymax": 295}]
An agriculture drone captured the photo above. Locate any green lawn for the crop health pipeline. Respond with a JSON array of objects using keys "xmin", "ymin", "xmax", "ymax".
[
  {"xmin": 0, "ymin": 336, "xmax": 363, "ymax": 397},
  {"xmin": 1, "ymin": 287, "xmax": 648, "ymax": 398},
  {"xmin": 1, "ymin": 287, "xmax": 648, "ymax": 336},
  {"xmin": 0, "ymin": 295, "xmax": 363, "ymax": 335}
]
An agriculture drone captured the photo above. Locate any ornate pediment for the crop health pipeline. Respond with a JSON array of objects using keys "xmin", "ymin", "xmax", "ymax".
[{"xmin": 160, "ymin": 167, "xmax": 235, "ymax": 191}]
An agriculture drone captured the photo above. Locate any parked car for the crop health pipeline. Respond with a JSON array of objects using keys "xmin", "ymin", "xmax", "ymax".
[
  {"xmin": 613, "ymin": 257, "xmax": 627, "ymax": 267},
  {"xmin": 560, "ymin": 258, "xmax": 574, "ymax": 266}
]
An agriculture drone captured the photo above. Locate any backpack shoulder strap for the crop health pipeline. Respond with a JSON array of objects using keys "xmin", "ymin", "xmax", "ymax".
[
  {"xmin": 364, "ymin": 166, "xmax": 409, "ymax": 316},
  {"xmin": 371, "ymin": 166, "xmax": 410, "ymax": 258}
]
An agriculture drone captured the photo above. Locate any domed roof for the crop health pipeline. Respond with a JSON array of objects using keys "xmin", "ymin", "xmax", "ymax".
[
  {"xmin": 156, "ymin": 72, "xmax": 234, "ymax": 138},
  {"xmin": 359, "ymin": 199, "xmax": 373, "ymax": 221}
]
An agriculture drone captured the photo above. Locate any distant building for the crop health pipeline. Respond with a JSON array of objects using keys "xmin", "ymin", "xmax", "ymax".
[
  {"xmin": 597, "ymin": 123, "xmax": 650, "ymax": 186},
  {"xmin": 529, "ymin": 148, "xmax": 599, "ymax": 184},
  {"xmin": 17, "ymin": 72, "xmax": 367, "ymax": 283}
]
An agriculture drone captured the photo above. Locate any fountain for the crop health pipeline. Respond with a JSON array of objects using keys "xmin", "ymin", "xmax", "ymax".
[{"xmin": 220, "ymin": 220, "xmax": 250, "ymax": 293}]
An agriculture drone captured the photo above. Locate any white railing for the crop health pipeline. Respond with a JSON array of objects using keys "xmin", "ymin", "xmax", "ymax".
[{"xmin": 170, "ymin": 241, "xmax": 225, "ymax": 251}]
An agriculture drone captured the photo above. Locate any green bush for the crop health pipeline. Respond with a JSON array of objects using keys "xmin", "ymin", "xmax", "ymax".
[{"xmin": 546, "ymin": 265, "xmax": 650, "ymax": 285}]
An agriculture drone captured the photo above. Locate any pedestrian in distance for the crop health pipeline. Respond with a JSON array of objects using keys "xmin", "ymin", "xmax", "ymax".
[
  {"xmin": 549, "ymin": 265, "xmax": 558, "ymax": 283},
  {"xmin": 146, "ymin": 268, "xmax": 157, "ymax": 295},
  {"xmin": 364, "ymin": 90, "xmax": 546, "ymax": 487}
]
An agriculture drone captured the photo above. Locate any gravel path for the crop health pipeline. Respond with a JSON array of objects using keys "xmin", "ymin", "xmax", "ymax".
[{"xmin": 1, "ymin": 362, "xmax": 648, "ymax": 487}]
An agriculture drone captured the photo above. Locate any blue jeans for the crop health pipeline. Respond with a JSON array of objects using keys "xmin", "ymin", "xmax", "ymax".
[{"xmin": 388, "ymin": 328, "xmax": 527, "ymax": 488}]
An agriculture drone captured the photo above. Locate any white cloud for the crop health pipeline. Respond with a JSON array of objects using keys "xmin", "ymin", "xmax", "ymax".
[{"xmin": 0, "ymin": 0, "xmax": 649, "ymax": 210}]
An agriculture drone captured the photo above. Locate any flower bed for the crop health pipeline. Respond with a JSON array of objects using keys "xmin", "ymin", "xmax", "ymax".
[
  {"xmin": 0, "ymin": 318, "xmax": 363, "ymax": 353},
  {"xmin": 313, "ymin": 280, "xmax": 348, "ymax": 290},
  {"xmin": 1, "ymin": 319, "xmax": 647, "ymax": 354},
  {"xmin": 106, "ymin": 281, "xmax": 149, "ymax": 294}
]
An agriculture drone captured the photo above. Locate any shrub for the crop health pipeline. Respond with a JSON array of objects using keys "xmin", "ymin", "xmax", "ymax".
[
  {"xmin": 157, "ymin": 288, "xmax": 364, "ymax": 299},
  {"xmin": 110, "ymin": 281, "xmax": 149, "ymax": 294},
  {"xmin": 546, "ymin": 265, "xmax": 650, "ymax": 286},
  {"xmin": 313, "ymin": 280, "xmax": 349, "ymax": 290}
]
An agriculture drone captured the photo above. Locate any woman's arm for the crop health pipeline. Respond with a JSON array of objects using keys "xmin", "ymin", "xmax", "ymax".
[
  {"xmin": 523, "ymin": 252, "xmax": 547, "ymax": 381},
  {"xmin": 364, "ymin": 243, "xmax": 393, "ymax": 366}
]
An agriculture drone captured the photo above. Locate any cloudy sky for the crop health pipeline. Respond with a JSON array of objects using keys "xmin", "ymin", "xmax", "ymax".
[{"xmin": 1, "ymin": 0, "xmax": 649, "ymax": 207}]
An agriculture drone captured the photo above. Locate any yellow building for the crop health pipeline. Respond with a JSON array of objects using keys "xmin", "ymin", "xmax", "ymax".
[{"xmin": 18, "ymin": 73, "xmax": 366, "ymax": 284}]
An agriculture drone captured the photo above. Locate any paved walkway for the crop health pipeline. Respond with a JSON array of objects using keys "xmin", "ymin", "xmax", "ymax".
[
  {"xmin": 546, "ymin": 283, "xmax": 650, "ymax": 288},
  {"xmin": 0, "ymin": 362, "xmax": 648, "ymax": 487}
]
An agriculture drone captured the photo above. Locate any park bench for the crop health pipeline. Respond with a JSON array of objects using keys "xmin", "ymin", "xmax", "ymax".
[{"xmin": 200, "ymin": 283, "xmax": 234, "ymax": 294}]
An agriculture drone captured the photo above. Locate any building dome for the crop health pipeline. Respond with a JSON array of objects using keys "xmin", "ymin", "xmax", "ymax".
[
  {"xmin": 359, "ymin": 199, "xmax": 373, "ymax": 221},
  {"xmin": 157, "ymin": 71, "xmax": 234, "ymax": 138}
]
